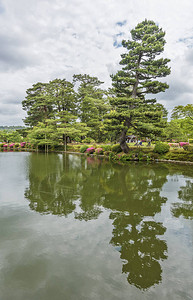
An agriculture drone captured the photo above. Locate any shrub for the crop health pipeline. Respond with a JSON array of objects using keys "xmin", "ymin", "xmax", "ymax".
[
  {"xmin": 82, "ymin": 137, "xmax": 95, "ymax": 143},
  {"xmin": 168, "ymin": 143, "xmax": 179, "ymax": 148},
  {"xmin": 111, "ymin": 144, "xmax": 122, "ymax": 153},
  {"xmin": 95, "ymin": 148, "xmax": 103, "ymax": 155},
  {"xmin": 103, "ymin": 150, "xmax": 112, "ymax": 156},
  {"xmin": 164, "ymin": 151, "xmax": 193, "ymax": 162},
  {"xmin": 189, "ymin": 139, "xmax": 193, "ymax": 144},
  {"xmin": 80, "ymin": 145, "xmax": 89, "ymax": 153},
  {"xmin": 179, "ymin": 142, "xmax": 189, "ymax": 147},
  {"xmin": 183, "ymin": 145, "xmax": 193, "ymax": 152},
  {"xmin": 109, "ymin": 152, "xmax": 117, "ymax": 161},
  {"xmin": 101, "ymin": 144, "xmax": 112, "ymax": 151},
  {"xmin": 153, "ymin": 142, "xmax": 170, "ymax": 155},
  {"xmin": 119, "ymin": 154, "xmax": 132, "ymax": 162},
  {"xmin": 67, "ymin": 144, "xmax": 81, "ymax": 152},
  {"xmin": 86, "ymin": 147, "xmax": 95, "ymax": 154}
]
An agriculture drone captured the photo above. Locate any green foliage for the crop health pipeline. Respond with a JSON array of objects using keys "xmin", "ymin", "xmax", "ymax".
[
  {"xmin": 171, "ymin": 104, "xmax": 193, "ymax": 120},
  {"xmin": 183, "ymin": 145, "xmax": 193, "ymax": 152},
  {"xmin": 54, "ymin": 144, "xmax": 66, "ymax": 151},
  {"xmin": 0, "ymin": 130, "xmax": 23, "ymax": 143},
  {"xmin": 73, "ymin": 74, "xmax": 109, "ymax": 142},
  {"xmin": 82, "ymin": 137, "xmax": 95, "ymax": 143},
  {"xmin": 153, "ymin": 142, "xmax": 170, "ymax": 154},
  {"xmin": 95, "ymin": 148, "xmax": 103, "ymax": 155},
  {"xmin": 101, "ymin": 144, "xmax": 112, "ymax": 151},
  {"xmin": 164, "ymin": 119, "xmax": 186, "ymax": 142},
  {"xmin": 18, "ymin": 22, "xmax": 172, "ymax": 150},
  {"xmin": 189, "ymin": 139, "xmax": 193, "ymax": 144},
  {"xmin": 119, "ymin": 154, "xmax": 132, "ymax": 161},
  {"xmin": 80, "ymin": 145, "xmax": 89, "ymax": 153},
  {"xmin": 171, "ymin": 104, "xmax": 193, "ymax": 139},
  {"xmin": 111, "ymin": 144, "xmax": 122, "ymax": 153},
  {"xmin": 105, "ymin": 19, "xmax": 170, "ymax": 153},
  {"xmin": 163, "ymin": 151, "xmax": 193, "ymax": 162},
  {"xmin": 22, "ymin": 79, "xmax": 76, "ymax": 127},
  {"xmin": 66, "ymin": 144, "xmax": 82, "ymax": 152}
]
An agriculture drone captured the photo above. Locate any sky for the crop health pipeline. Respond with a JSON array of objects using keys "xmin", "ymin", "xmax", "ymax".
[{"xmin": 0, "ymin": 0, "xmax": 193, "ymax": 125}]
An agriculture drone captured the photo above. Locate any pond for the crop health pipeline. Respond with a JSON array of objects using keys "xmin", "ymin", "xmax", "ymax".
[{"xmin": 0, "ymin": 152, "xmax": 193, "ymax": 300}]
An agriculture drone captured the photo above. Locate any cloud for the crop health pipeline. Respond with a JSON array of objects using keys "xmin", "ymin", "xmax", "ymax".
[{"xmin": 0, "ymin": 0, "xmax": 193, "ymax": 124}]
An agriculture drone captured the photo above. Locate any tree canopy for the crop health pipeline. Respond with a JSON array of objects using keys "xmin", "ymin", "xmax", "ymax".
[
  {"xmin": 171, "ymin": 104, "xmax": 193, "ymax": 139},
  {"xmin": 105, "ymin": 19, "xmax": 170, "ymax": 152}
]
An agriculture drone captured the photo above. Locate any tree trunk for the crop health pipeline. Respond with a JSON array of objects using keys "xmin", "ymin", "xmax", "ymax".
[
  {"xmin": 119, "ymin": 129, "xmax": 129, "ymax": 153},
  {"xmin": 63, "ymin": 134, "xmax": 67, "ymax": 151}
]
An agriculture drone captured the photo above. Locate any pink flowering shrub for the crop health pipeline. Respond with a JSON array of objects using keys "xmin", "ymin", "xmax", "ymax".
[
  {"xmin": 168, "ymin": 143, "xmax": 179, "ymax": 148},
  {"xmin": 9, "ymin": 143, "xmax": 15, "ymax": 147},
  {"xmin": 20, "ymin": 142, "xmax": 26, "ymax": 147},
  {"xmin": 95, "ymin": 148, "xmax": 103, "ymax": 155},
  {"xmin": 86, "ymin": 147, "xmax": 95, "ymax": 154},
  {"xmin": 179, "ymin": 142, "xmax": 189, "ymax": 147}
]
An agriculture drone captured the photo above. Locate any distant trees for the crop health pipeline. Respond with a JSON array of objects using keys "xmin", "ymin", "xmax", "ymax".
[
  {"xmin": 0, "ymin": 129, "xmax": 23, "ymax": 143},
  {"xmin": 170, "ymin": 104, "xmax": 193, "ymax": 139}
]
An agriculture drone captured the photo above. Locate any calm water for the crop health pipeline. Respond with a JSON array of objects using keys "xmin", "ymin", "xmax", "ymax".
[{"xmin": 0, "ymin": 152, "xmax": 193, "ymax": 300}]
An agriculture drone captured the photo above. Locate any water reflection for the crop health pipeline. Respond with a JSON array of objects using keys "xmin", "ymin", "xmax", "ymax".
[
  {"xmin": 25, "ymin": 153, "xmax": 169, "ymax": 290},
  {"xmin": 103, "ymin": 164, "xmax": 168, "ymax": 289},
  {"xmin": 25, "ymin": 154, "xmax": 78, "ymax": 216},
  {"xmin": 171, "ymin": 180, "xmax": 193, "ymax": 220}
]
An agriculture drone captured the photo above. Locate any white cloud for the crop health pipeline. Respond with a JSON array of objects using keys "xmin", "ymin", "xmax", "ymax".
[{"xmin": 0, "ymin": 0, "xmax": 193, "ymax": 124}]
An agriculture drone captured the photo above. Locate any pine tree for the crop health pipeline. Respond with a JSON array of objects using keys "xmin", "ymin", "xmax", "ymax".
[
  {"xmin": 73, "ymin": 74, "xmax": 109, "ymax": 142},
  {"xmin": 106, "ymin": 20, "xmax": 171, "ymax": 152}
]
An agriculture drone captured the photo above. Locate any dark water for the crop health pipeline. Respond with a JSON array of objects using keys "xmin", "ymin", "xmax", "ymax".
[{"xmin": 0, "ymin": 152, "xmax": 193, "ymax": 300}]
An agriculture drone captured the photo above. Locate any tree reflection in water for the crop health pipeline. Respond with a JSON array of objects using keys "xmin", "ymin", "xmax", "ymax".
[
  {"xmin": 25, "ymin": 153, "xmax": 169, "ymax": 290},
  {"xmin": 171, "ymin": 180, "xmax": 193, "ymax": 219},
  {"xmin": 102, "ymin": 164, "xmax": 168, "ymax": 290}
]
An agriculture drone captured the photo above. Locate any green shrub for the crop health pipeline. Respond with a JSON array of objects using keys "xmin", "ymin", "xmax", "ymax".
[
  {"xmin": 164, "ymin": 151, "xmax": 193, "ymax": 162},
  {"xmin": 119, "ymin": 154, "xmax": 132, "ymax": 161},
  {"xmin": 183, "ymin": 145, "xmax": 193, "ymax": 152},
  {"xmin": 153, "ymin": 142, "xmax": 170, "ymax": 155},
  {"xmin": 111, "ymin": 144, "xmax": 122, "ymax": 153},
  {"xmin": 82, "ymin": 137, "xmax": 95, "ymax": 143},
  {"xmin": 80, "ymin": 145, "xmax": 89, "ymax": 153},
  {"xmin": 67, "ymin": 144, "xmax": 81, "ymax": 152},
  {"xmin": 109, "ymin": 152, "xmax": 118, "ymax": 161},
  {"xmin": 101, "ymin": 144, "xmax": 112, "ymax": 151},
  {"xmin": 188, "ymin": 139, "xmax": 193, "ymax": 144},
  {"xmin": 103, "ymin": 150, "xmax": 112, "ymax": 156}
]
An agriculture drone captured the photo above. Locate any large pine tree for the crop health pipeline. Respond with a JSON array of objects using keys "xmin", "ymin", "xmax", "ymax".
[{"xmin": 107, "ymin": 19, "xmax": 171, "ymax": 152}]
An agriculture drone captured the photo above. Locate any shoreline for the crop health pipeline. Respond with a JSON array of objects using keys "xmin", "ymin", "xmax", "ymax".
[
  {"xmin": 60, "ymin": 151, "xmax": 193, "ymax": 166},
  {"xmin": 1, "ymin": 150, "xmax": 193, "ymax": 165}
]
